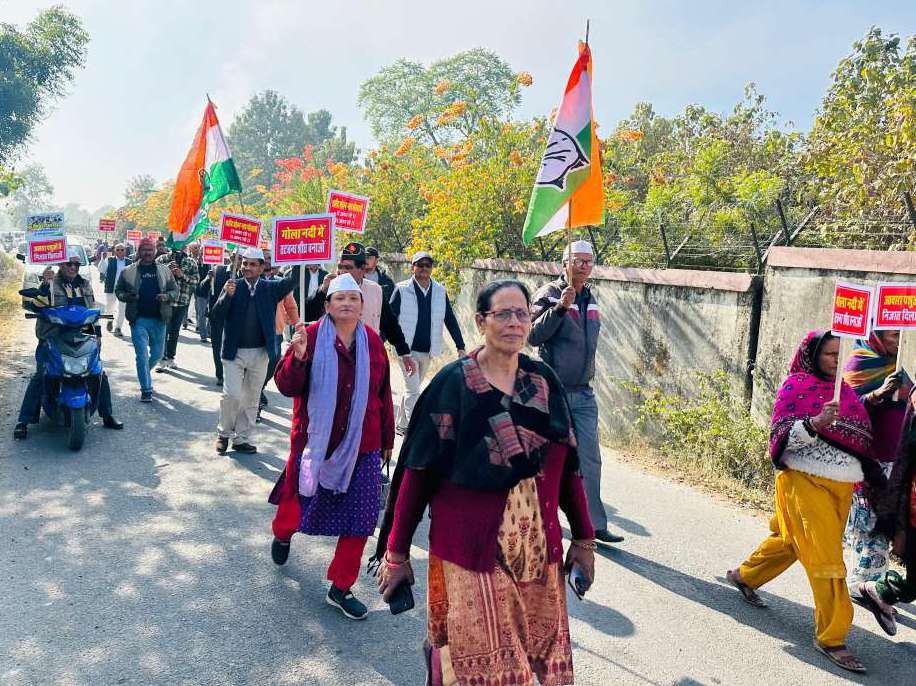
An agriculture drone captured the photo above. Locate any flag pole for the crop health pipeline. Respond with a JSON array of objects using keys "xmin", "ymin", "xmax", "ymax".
[{"xmin": 566, "ymin": 203, "xmax": 574, "ymax": 286}]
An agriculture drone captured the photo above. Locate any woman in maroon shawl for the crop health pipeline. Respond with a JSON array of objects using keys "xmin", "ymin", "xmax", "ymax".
[
  {"xmin": 726, "ymin": 331, "xmax": 877, "ymax": 674},
  {"xmin": 373, "ymin": 279, "xmax": 595, "ymax": 685}
]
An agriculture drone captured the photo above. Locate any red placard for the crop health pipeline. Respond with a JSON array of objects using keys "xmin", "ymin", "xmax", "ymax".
[
  {"xmin": 327, "ymin": 189, "xmax": 369, "ymax": 233},
  {"xmin": 874, "ymin": 282, "xmax": 916, "ymax": 330},
  {"xmin": 98, "ymin": 218, "xmax": 116, "ymax": 232},
  {"xmin": 220, "ymin": 213, "xmax": 261, "ymax": 248},
  {"xmin": 147, "ymin": 230, "xmax": 162, "ymax": 241},
  {"xmin": 831, "ymin": 282, "xmax": 874, "ymax": 338},
  {"xmin": 27, "ymin": 236, "xmax": 68, "ymax": 265},
  {"xmin": 272, "ymin": 214, "xmax": 335, "ymax": 265},
  {"xmin": 201, "ymin": 240, "xmax": 225, "ymax": 265},
  {"xmin": 126, "ymin": 230, "xmax": 143, "ymax": 245}
]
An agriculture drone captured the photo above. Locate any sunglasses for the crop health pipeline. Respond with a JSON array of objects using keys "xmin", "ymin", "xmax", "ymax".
[{"xmin": 414, "ymin": 261, "xmax": 433, "ymax": 269}]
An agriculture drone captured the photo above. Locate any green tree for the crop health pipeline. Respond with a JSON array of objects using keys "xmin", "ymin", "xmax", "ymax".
[
  {"xmin": 4, "ymin": 163, "xmax": 55, "ymax": 229},
  {"xmin": 804, "ymin": 27, "xmax": 915, "ymax": 242},
  {"xmin": 358, "ymin": 48, "xmax": 523, "ymax": 146},
  {"xmin": 0, "ymin": 6, "xmax": 90, "ymax": 165},
  {"xmin": 228, "ymin": 90, "xmax": 309, "ymax": 198}
]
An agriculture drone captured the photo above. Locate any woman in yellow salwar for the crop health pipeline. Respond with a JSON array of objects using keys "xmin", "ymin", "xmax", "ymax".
[{"xmin": 727, "ymin": 331, "xmax": 881, "ymax": 673}]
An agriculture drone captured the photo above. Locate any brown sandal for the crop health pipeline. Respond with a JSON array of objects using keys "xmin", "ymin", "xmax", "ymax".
[
  {"xmin": 813, "ymin": 641, "xmax": 866, "ymax": 674},
  {"xmin": 726, "ymin": 569, "xmax": 767, "ymax": 608}
]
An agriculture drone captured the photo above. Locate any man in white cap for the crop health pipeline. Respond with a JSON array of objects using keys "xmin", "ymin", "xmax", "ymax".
[
  {"xmin": 529, "ymin": 240, "xmax": 625, "ymax": 546},
  {"xmin": 389, "ymin": 250, "xmax": 465, "ymax": 433},
  {"xmin": 209, "ymin": 247, "xmax": 298, "ymax": 455}
]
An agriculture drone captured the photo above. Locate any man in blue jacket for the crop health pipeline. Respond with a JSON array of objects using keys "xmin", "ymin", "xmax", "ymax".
[{"xmin": 210, "ymin": 247, "xmax": 297, "ymax": 455}]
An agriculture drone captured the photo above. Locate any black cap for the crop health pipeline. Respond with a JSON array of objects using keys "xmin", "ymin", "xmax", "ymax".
[
  {"xmin": 341, "ymin": 241, "xmax": 366, "ymax": 261},
  {"xmin": 366, "ymin": 246, "xmax": 380, "ymax": 257}
]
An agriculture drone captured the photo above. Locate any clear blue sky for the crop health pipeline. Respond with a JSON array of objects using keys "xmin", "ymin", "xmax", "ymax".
[{"xmin": 5, "ymin": 0, "xmax": 915, "ymax": 211}]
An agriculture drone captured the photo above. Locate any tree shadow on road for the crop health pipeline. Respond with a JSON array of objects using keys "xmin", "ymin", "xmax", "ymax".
[{"xmin": 600, "ymin": 546, "xmax": 912, "ymax": 685}]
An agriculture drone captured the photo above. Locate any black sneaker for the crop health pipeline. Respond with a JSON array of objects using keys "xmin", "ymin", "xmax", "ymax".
[
  {"xmin": 106, "ymin": 321, "xmax": 113, "ymax": 332},
  {"xmin": 595, "ymin": 529, "xmax": 625, "ymax": 545},
  {"xmin": 232, "ymin": 442, "xmax": 257, "ymax": 454},
  {"xmin": 13, "ymin": 423, "xmax": 27, "ymax": 440},
  {"xmin": 215, "ymin": 378, "xmax": 223, "ymax": 387},
  {"xmin": 271, "ymin": 538, "xmax": 290, "ymax": 565},
  {"xmin": 140, "ymin": 391, "xmax": 153, "ymax": 403},
  {"xmin": 326, "ymin": 585, "xmax": 368, "ymax": 620}
]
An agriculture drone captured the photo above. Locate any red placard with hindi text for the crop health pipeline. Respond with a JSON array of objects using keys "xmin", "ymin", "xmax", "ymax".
[
  {"xmin": 831, "ymin": 282, "xmax": 873, "ymax": 338},
  {"xmin": 220, "ymin": 213, "xmax": 261, "ymax": 248},
  {"xmin": 126, "ymin": 230, "xmax": 143, "ymax": 245},
  {"xmin": 201, "ymin": 240, "xmax": 225, "ymax": 265},
  {"xmin": 874, "ymin": 283, "xmax": 916, "ymax": 331},
  {"xmin": 147, "ymin": 230, "xmax": 162, "ymax": 241},
  {"xmin": 27, "ymin": 236, "xmax": 68, "ymax": 265},
  {"xmin": 271, "ymin": 214, "xmax": 335, "ymax": 265},
  {"xmin": 327, "ymin": 190, "xmax": 369, "ymax": 233},
  {"xmin": 98, "ymin": 218, "xmax": 116, "ymax": 232}
]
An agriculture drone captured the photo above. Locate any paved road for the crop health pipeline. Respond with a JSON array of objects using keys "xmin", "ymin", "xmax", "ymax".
[{"xmin": 1, "ymin": 279, "xmax": 914, "ymax": 685}]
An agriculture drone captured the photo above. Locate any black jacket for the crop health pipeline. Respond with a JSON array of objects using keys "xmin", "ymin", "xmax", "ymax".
[{"xmin": 302, "ymin": 286, "xmax": 411, "ymax": 357}]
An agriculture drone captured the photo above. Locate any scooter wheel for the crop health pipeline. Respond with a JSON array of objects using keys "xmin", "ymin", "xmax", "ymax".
[{"xmin": 66, "ymin": 407, "xmax": 87, "ymax": 451}]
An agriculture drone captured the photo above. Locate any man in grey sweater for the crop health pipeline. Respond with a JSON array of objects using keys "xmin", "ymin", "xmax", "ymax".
[{"xmin": 529, "ymin": 240, "xmax": 625, "ymax": 546}]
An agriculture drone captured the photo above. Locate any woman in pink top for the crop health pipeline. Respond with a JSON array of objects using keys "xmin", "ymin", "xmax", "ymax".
[{"xmin": 373, "ymin": 279, "xmax": 595, "ymax": 686}]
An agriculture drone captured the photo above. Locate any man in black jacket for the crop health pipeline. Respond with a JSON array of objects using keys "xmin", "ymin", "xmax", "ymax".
[
  {"xmin": 529, "ymin": 240, "xmax": 624, "ymax": 547},
  {"xmin": 199, "ymin": 252, "xmax": 240, "ymax": 385},
  {"xmin": 299, "ymin": 247, "xmax": 416, "ymax": 377}
]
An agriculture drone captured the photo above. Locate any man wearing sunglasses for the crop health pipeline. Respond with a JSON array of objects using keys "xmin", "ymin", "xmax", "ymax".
[
  {"xmin": 14, "ymin": 251, "xmax": 122, "ymax": 440},
  {"xmin": 389, "ymin": 250, "xmax": 466, "ymax": 434},
  {"xmin": 530, "ymin": 240, "xmax": 625, "ymax": 547},
  {"xmin": 98, "ymin": 243, "xmax": 130, "ymax": 336}
]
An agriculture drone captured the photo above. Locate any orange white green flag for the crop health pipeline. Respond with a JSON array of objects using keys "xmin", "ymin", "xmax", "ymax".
[
  {"xmin": 167, "ymin": 100, "xmax": 242, "ymax": 248},
  {"xmin": 521, "ymin": 41, "xmax": 604, "ymax": 245}
]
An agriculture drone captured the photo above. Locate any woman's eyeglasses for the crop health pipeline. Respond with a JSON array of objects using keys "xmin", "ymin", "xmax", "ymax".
[{"xmin": 482, "ymin": 308, "xmax": 531, "ymax": 323}]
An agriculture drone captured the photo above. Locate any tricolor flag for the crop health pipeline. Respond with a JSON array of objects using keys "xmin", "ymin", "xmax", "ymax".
[
  {"xmin": 167, "ymin": 100, "xmax": 242, "ymax": 248},
  {"xmin": 522, "ymin": 42, "xmax": 604, "ymax": 245}
]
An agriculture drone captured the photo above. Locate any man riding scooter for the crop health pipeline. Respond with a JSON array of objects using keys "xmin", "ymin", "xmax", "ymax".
[{"xmin": 13, "ymin": 249, "xmax": 123, "ymax": 440}]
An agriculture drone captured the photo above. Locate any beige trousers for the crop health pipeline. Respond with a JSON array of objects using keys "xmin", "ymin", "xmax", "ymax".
[
  {"xmin": 396, "ymin": 352, "xmax": 432, "ymax": 432},
  {"xmin": 218, "ymin": 347, "xmax": 269, "ymax": 444}
]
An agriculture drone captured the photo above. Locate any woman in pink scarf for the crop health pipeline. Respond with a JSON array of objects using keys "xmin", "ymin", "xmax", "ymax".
[{"xmin": 727, "ymin": 331, "xmax": 877, "ymax": 674}]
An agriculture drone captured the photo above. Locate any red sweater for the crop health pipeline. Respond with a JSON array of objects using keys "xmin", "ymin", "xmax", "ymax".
[
  {"xmin": 269, "ymin": 323, "xmax": 394, "ymax": 508},
  {"xmin": 388, "ymin": 443, "xmax": 594, "ymax": 573}
]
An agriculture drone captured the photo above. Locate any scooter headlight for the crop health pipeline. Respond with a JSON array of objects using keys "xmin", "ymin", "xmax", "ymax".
[{"xmin": 62, "ymin": 356, "xmax": 90, "ymax": 376}]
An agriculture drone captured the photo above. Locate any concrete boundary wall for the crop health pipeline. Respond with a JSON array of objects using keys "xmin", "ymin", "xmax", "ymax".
[
  {"xmin": 382, "ymin": 247, "xmax": 916, "ymax": 439},
  {"xmin": 383, "ymin": 254, "xmax": 761, "ymax": 441}
]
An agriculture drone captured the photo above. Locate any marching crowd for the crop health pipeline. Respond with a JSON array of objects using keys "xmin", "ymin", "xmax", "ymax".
[{"xmin": 9, "ymin": 234, "xmax": 916, "ymax": 682}]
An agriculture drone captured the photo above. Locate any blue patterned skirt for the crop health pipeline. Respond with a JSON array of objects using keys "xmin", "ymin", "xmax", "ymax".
[{"xmin": 298, "ymin": 450, "xmax": 381, "ymax": 537}]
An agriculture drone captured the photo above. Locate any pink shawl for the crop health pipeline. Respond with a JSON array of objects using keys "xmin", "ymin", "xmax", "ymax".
[{"xmin": 770, "ymin": 331, "xmax": 873, "ymax": 474}]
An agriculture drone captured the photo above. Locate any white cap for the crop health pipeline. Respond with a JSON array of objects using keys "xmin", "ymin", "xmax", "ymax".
[
  {"xmin": 410, "ymin": 250, "xmax": 434, "ymax": 265},
  {"xmin": 562, "ymin": 240, "xmax": 593, "ymax": 260},
  {"xmin": 327, "ymin": 273, "xmax": 361, "ymax": 296},
  {"xmin": 240, "ymin": 247, "xmax": 265, "ymax": 261}
]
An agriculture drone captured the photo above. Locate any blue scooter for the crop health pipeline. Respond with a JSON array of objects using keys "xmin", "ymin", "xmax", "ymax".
[{"xmin": 24, "ymin": 303, "xmax": 110, "ymax": 450}]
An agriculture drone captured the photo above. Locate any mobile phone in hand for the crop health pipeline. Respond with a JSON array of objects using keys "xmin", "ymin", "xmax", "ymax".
[
  {"xmin": 567, "ymin": 564, "xmax": 589, "ymax": 600},
  {"xmin": 387, "ymin": 578, "xmax": 415, "ymax": 615}
]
